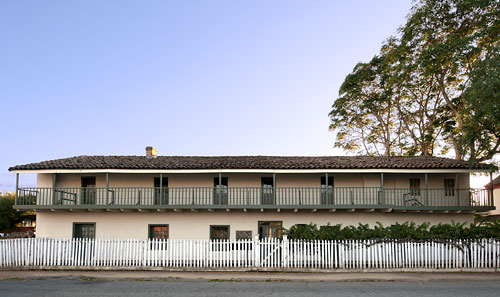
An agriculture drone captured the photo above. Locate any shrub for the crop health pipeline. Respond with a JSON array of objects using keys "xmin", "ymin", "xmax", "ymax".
[{"xmin": 283, "ymin": 221, "xmax": 500, "ymax": 240}]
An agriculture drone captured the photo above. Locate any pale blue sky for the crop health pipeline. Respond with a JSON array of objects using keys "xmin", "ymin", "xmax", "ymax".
[{"xmin": 6, "ymin": 0, "xmax": 485, "ymax": 192}]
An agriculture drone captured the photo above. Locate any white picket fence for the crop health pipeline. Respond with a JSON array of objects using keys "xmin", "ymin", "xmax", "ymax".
[{"xmin": 1, "ymin": 237, "xmax": 499, "ymax": 270}]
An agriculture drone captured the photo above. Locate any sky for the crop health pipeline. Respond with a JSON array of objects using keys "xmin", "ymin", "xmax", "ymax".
[{"xmin": 0, "ymin": 0, "xmax": 493, "ymax": 192}]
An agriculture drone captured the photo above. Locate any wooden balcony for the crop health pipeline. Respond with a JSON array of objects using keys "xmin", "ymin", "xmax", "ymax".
[{"xmin": 14, "ymin": 187, "xmax": 494, "ymax": 212}]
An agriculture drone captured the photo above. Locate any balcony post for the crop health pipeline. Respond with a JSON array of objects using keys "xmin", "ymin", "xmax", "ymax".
[
  {"xmin": 106, "ymin": 173, "xmax": 109, "ymax": 205},
  {"xmin": 15, "ymin": 173, "xmax": 19, "ymax": 203},
  {"xmin": 273, "ymin": 173, "xmax": 276, "ymax": 204},
  {"xmin": 52, "ymin": 173, "xmax": 57, "ymax": 205},
  {"xmin": 425, "ymin": 173, "xmax": 429, "ymax": 206},
  {"xmin": 160, "ymin": 173, "xmax": 163, "ymax": 203},
  {"xmin": 218, "ymin": 172, "xmax": 222, "ymax": 204},
  {"xmin": 490, "ymin": 172, "xmax": 494, "ymax": 207},
  {"xmin": 455, "ymin": 173, "xmax": 460, "ymax": 206},
  {"xmin": 380, "ymin": 173, "xmax": 384, "ymax": 204},
  {"xmin": 325, "ymin": 172, "xmax": 328, "ymax": 204}
]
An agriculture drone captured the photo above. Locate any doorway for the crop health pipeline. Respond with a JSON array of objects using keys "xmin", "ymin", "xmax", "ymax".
[{"xmin": 81, "ymin": 176, "xmax": 96, "ymax": 205}]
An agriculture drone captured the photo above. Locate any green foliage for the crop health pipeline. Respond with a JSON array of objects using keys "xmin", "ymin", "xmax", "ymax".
[
  {"xmin": 329, "ymin": 0, "xmax": 500, "ymax": 163},
  {"xmin": 0, "ymin": 194, "xmax": 22, "ymax": 232},
  {"xmin": 284, "ymin": 221, "xmax": 500, "ymax": 240},
  {"xmin": 0, "ymin": 193, "xmax": 34, "ymax": 233},
  {"xmin": 460, "ymin": 47, "xmax": 500, "ymax": 163}
]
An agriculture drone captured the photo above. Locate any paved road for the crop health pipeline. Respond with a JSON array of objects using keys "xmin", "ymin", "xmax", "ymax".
[{"xmin": 2, "ymin": 279, "xmax": 500, "ymax": 297}]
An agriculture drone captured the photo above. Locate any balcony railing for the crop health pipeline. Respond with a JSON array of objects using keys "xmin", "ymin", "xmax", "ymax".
[{"xmin": 14, "ymin": 187, "xmax": 493, "ymax": 211}]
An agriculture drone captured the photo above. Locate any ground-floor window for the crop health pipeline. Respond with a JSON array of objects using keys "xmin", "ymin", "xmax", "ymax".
[
  {"xmin": 210, "ymin": 225, "xmax": 229, "ymax": 240},
  {"xmin": 73, "ymin": 223, "xmax": 96, "ymax": 239},
  {"xmin": 258, "ymin": 221, "xmax": 282, "ymax": 239},
  {"xmin": 148, "ymin": 224, "xmax": 169, "ymax": 240}
]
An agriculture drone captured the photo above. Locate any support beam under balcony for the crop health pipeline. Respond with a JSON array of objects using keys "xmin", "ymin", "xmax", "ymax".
[
  {"xmin": 328, "ymin": 209, "xmax": 336, "ymax": 213},
  {"xmin": 381, "ymin": 208, "xmax": 392, "ymax": 212},
  {"xmin": 346, "ymin": 208, "xmax": 355, "ymax": 212},
  {"xmin": 364, "ymin": 208, "xmax": 375, "ymax": 212},
  {"xmin": 311, "ymin": 209, "xmax": 317, "ymax": 213}
]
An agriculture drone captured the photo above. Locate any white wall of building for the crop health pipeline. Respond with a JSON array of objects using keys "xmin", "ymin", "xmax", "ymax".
[
  {"xmin": 36, "ymin": 211, "xmax": 474, "ymax": 239},
  {"xmin": 37, "ymin": 172, "xmax": 470, "ymax": 189}
]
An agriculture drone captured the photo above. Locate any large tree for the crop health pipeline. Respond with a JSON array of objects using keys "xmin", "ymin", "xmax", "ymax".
[
  {"xmin": 330, "ymin": 0, "xmax": 500, "ymax": 163},
  {"xmin": 459, "ymin": 47, "xmax": 500, "ymax": 162},
  {"xmin": 399, "ymin": 0, "xmax": 500, "ymax": 161},
  {"xmin": 329, "ymin": 52, "xmax": 400, "ymax": 156}
]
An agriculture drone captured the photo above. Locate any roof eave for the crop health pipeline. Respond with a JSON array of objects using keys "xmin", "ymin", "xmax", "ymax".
[{"xmin": 10, "ymin": 168, "xmax": 492, "ymax": 174}]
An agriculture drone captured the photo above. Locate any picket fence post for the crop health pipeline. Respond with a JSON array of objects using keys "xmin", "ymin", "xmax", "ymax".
[
  {"xmin": 282, "ymin": 235, "xmax": 289, "ymax": 268},
  {"xmin": 253, "ymin": 235, "xmax": 260, "ymax": 268}
]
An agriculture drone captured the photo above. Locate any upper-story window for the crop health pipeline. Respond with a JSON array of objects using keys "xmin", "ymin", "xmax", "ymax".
[
  {"xmin": 410, "ymin": 178, "xmax": 421, "ymax": 196},
  {"xmin": 214, "ymin": 177, "xmax": 228, "ymax": 187},
  {"xmin": 320, "ymin": 176, "xmax": 334, "ymax": 188},
  {"xmin": 444, "ymin": 179, "xmax": 455, "ymax": 196},
  {"xmin": 154, "ymin": 177, "xmax": 169, "ymax": 205},
  {"xmin": 320, "ymin": 176, "xmax": 334, "ymax": 205},
  {"xmin": 261, "ymin": 177, "xmax": 275, "ymax": 205},
  {"xmin": 214, "ymin": 177, "xmax": 228, "ymax": 205}
]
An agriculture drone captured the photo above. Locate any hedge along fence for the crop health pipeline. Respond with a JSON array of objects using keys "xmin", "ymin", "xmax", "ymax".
[{"xmin": 283, "ymin": 221, "xmax": 500, "ymax": 241}]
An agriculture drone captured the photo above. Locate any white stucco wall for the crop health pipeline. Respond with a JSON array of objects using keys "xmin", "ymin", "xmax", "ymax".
[
  {"xmin": 36, "ymin": 211, "xmax": 474, "ymax": 239},
  {"xmin": 486, "ymin": 187, "xmax": 500, "ymax": 216}
]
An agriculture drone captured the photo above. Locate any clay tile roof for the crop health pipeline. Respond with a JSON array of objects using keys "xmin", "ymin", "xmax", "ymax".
[
  {"xmin": 8, "ymin": 155, "xmax": 490, "ymax": 171},
  {"xmin": 484, "ymin": 175, "xmax": 500, "ymax": 188}
]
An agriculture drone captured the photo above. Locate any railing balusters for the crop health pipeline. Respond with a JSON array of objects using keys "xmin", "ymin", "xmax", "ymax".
[{"xmin": 14, "ymin": 186, "xmax": 493, "ymax": 210}]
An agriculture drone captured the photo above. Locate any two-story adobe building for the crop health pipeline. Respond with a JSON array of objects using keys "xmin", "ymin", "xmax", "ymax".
[{"xmin": 9, "ymin": 147, "xmax": 494, "ymax": 241}]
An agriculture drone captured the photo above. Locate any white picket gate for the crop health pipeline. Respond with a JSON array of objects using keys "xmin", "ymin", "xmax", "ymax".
[{"xmin": 1, "ymin": 237, "xmax": 499, "ymax": 270}]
